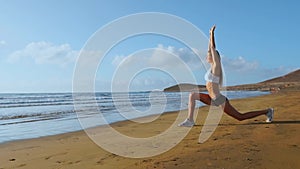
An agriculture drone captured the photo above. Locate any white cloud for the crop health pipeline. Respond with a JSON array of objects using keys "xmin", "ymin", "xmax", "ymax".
[
  {"xmin": 261, "ymin": 66, "xmax": 297, "ymax": 80},
  {"xmin": 222, "ymin": 56, "xmax": 259, "ymax": 72},
  {"xmin": 220, "ymin": 55, "xmax": 298, "ymax": 85},
  {"xmin": 8, "ymin": 41, "xmax": 78, "ymax": 66},
  {"xmin": 113, "ymin": 44, "xmax": 205, "ymax": 71},
  {"xmin": 157, "ymin": 45, "xmax": 207, "ymax": 70},
  {"xmin": 108, "ymin": 45, "xmax": 206, "ymax": 91},
  {"xmin": 67, "ymin": 43, "xmax": 299, "ymax": 91},
  {"xmin": 112, "ymin": 55, "xmax": 126, "ymax": 66},
  {"xmin": 107, "ymin": 45, "xmax": 298, "ymax": 90},
  {"xmin": 0, "ymin": 40, "xmax": 6, "ymax": 46},
  {"xmin": 108, "ymin": 76, "xmax": 174, "ymax": 92}
]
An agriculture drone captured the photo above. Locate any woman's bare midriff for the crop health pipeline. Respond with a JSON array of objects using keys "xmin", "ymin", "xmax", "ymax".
[{"xmin": 206, "ymin": 82, "xmax": 220, "ymax": 99}]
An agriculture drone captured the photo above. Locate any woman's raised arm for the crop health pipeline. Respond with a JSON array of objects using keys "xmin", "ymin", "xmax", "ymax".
[
  {"xmin": 209, "ymin": 26, "xmax": 220, "ymax": 63},
  {"xmin": 209, "ymin": 25, "xmax": 216, "ymax": 49}
]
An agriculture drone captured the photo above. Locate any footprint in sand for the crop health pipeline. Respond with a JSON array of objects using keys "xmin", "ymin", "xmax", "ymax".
[
  {"xmin": 67, "ymin": 160, "xmax": 81, "ymax": 164},
  {"xmin": 45, "ymin": 156, "xmax": 51, "ymax": 160},
  {"xmin": 45, "ymin": 152, "xmax": 68, "ymax": 160},
  {"xmin": 9, "ymin": 158, "xmax": 16, "ymax": 162},
  {"xmin": 289, "ymin": 144, "xmax": 299, "ymax": 149},
  {"xmin": 56, "ymin": 160, "xmax": 65, "ymax": 164},
  {"xmin": 18, "ymin": 164, "xmax": 26, "ymax": 167}
]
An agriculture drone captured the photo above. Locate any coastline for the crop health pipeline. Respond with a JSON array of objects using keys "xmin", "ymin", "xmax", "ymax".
[
  {"xmin": 1, "ymin": 90, "xmax": 300, "ymax": 169},
  {"xmin": 0, "ymin": 91, "xmax": 268, "ymax": 144}
]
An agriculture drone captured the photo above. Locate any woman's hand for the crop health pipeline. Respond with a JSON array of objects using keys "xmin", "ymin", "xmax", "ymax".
[
  {"xmin": 210, "ymin": 25, "xmax": 216, "ymax": 34},
  {"xmin": 209, "ymin": 25, "xmax": 216, "ymax": 49}
]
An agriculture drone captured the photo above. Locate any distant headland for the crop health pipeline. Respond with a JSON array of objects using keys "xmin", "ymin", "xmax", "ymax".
[{"xmin": 163, "ymin": 69, "xmax": 300, "ymax": 92}]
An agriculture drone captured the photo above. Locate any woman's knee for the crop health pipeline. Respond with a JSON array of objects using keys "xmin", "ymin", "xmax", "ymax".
[
  {"xmin": 225, "ymin": 112, "xmax": 244, "ymax": 121},
  {"xmin": 235, "ymin": 115, "xmax": 244, "ymax": 121},
  {"xmin": 223, "ymin": 103, "xmax": 244, "ymax": 121},
  {"xmin": 189, "ymin": 92, "xmax": 197, "ymax": 101}
]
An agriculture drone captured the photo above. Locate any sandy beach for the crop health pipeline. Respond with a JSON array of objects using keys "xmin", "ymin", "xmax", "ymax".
[{"xmin": 1, "ymin": 90, "xmax": 300, "ymax": 169}]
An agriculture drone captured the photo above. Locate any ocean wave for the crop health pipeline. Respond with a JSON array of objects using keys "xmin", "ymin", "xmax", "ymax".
[{"xmin": 0, "ymin": 110, "xmax": 75, "ymax": 121}]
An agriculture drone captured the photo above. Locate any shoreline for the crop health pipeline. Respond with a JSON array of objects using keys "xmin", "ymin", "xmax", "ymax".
[
  {"xmin": 1, "ymin": 90, "xmax": 300, "ymax": 169},
  {"xmin": 0, "ymin": 90, "xmax": 269, "ymax": 145}
]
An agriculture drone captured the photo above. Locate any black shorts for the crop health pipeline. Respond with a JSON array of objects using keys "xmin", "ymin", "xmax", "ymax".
[{"xmin": 211, "ymin": 94, "xmax": 228, "ymax": 106}]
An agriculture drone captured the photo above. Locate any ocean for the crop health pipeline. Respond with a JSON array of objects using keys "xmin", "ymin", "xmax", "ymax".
[{"xmin": 0, "ymin": 91, "xmax": 268, "ymax": 143}]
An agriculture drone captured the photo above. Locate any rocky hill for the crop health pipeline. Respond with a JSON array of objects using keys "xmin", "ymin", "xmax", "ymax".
[
  {"xmin": 163, "ymin": 83, "xmax": 206, "ymax": 92},
  {"xmin": 164, "ymin": 69, "xmax": 300, "ymax": 92},
  {"xmin": 261, "ymin": 69, "xmax": 300, "ymax": 83}
]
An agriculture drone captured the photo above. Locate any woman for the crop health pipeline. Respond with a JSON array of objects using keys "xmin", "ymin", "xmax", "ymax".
[{"xmin": 179, "ymin": 25, "xmax": 274, "ymax": 127}]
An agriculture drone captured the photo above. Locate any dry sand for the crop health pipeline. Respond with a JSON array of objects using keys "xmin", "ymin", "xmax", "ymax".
[{"xmin": 1, "ymin": 90, "xmax": 300, "ymax": 169}]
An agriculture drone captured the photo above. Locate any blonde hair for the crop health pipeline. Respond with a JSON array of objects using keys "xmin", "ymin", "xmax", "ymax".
[{"xmin": 216, "ymin": 50, "xmax": 223, "ymax": 86}]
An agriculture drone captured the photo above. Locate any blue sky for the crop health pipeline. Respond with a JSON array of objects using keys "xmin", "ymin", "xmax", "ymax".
[{"xmin": 1, "ymin": 0, "xmax": 299, "ymax": 92}]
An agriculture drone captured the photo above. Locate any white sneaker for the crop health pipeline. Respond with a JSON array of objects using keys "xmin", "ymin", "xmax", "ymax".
[
  {"xmin": 266, "ymin": 108, "xmax": 274, "ymax": 123},
  {"xmin": 178, "ymin": 118, "xmax": 195, "ymax": 127}
]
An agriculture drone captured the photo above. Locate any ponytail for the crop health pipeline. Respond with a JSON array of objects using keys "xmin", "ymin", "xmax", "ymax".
[{"xmin": 216, "ymin": 50, "xmax": 223, "ymax": 86}]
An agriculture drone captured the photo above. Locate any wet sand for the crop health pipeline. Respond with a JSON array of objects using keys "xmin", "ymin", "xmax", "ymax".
[{"xmin": 1, "ymin": 90, "xmax": 300, "ymax": 169}]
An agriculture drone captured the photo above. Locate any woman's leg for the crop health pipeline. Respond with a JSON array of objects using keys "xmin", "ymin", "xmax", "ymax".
[
  {"xmin": 222, "ymin": 100, "xmax": 268, "ymax": 121},
  {"xmin": 187, "ymin": 92, "xmax": 212, "ymax": 120}
]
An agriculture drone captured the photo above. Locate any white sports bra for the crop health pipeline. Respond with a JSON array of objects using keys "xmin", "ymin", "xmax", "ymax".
[{"xmin": 204, "ymin": 68, "xmax": 220, "ymax": 84}]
